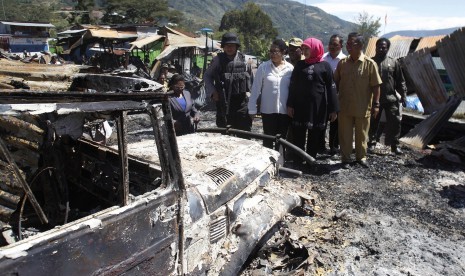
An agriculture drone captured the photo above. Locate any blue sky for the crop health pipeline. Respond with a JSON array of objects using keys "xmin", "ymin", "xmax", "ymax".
[{"xmin": 294, "ymin": 0, "xmax": 465, "ymax": 34}]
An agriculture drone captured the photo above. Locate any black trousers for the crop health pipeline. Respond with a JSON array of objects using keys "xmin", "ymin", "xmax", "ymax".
[
  {"xmin": 261, "ymin": 113, "xmax": 290, "ymax": 149},
  {"xmin": 328, "ymin": 118, "xmax": 339, "ymax": 149},
  {"xmin": 318, "ymin": 118, "xmax": 338, "ymax": 152},
  {"xmin": 216, "ymin": 93, "xmax": 252, "ymax": 131},
  {"xmin": 369, "ymin": 101, "xmax": 401, "ymax": 146},
  {"xmin": 292, "ymin": 126, "xmax": 324, "ymax": 159}
]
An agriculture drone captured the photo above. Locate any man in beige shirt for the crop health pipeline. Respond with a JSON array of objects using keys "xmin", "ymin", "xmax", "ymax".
[{"xmin": 334, "ymin": 32, "xmax": 382, "ymax": 169}]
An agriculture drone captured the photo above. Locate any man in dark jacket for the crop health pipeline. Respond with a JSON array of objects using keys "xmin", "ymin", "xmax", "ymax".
[
  {"xmin": 369, "ymin": 37, "xmax": 407, "ymax": 155},
  {"xmin": 204, "ymin": 33, "xmax": 252, "ymax": 131}
]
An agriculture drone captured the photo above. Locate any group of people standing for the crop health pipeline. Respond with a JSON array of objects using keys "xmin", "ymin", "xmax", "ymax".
[{"xmin": 171, "ymin": 31, "xmax": 407, "ymax": 169}]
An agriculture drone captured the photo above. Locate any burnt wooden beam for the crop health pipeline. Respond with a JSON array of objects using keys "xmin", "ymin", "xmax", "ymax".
[
  {"xmin": 0, "ymin": 137, "xmax": 48, "ymax": 224},
  {"xmin": 116, "ymin": 111, "xmax": 129, "ymax": 206},
  {"xmin": 0, "ymin": 90, "xmax": 172, "ymax": 104}
]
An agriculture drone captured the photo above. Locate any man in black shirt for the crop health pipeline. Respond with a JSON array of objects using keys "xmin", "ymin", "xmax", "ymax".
[{"xmin": 369, "ymin": 38, "xmax": 407, "ymax": 155}]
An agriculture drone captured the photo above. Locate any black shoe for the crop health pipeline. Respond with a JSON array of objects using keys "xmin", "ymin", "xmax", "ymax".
[
  {"xmin": 368, "ymin": 141, "xmax": 376, "ymax": 149},
  {"xmin": 391, "ymin": 146, "xmax": 403, "ymax": 155},
  {"xmin": 341, "ymin": 162, "xmax": 351, "ymax": 169},
  {"xmin": 329, "ymin": 147, "xmax": 338, "ymax": 155},
  {"xmin": 357, "ymin": 160, "xmax": 369, "ymax": 168}
]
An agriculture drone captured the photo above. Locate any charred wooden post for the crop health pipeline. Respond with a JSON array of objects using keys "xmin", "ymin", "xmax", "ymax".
[
  {"xmin": 0, "ymin": 137, "xmax": 48, "ymax": 224},
  {"xmin": 116, "ymin": 111, "xmax": 129, "ymax": 206}
]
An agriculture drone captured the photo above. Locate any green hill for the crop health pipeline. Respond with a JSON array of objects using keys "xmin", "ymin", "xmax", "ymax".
[
  {"xmin": 3, "ymin": 0, "xmax": 358, "ymax": 45},
  {"xmin": 169, "ymin": 0, "xmax": 359, "ymax": 44}
]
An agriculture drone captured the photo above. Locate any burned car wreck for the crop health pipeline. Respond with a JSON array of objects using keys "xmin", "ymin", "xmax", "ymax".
[{"xmin": 0, "ymin": 88, "xmax": 301, "ymax": 275}]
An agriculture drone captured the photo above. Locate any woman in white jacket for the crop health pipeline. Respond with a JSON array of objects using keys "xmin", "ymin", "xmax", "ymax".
[{"xmin": 248, "ymin": 39, "xmax": 294, "ymax": 149}]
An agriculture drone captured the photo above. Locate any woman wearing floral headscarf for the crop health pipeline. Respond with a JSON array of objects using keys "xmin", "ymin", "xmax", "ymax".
[{"xmin": 287, "ymin": 37, "xmax": 339, "ymax": 160}]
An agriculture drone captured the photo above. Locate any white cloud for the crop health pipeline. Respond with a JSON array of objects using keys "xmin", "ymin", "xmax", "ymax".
[{"xmin": 295, "ymin": 0, "xmax": 465, "ymax": 33}]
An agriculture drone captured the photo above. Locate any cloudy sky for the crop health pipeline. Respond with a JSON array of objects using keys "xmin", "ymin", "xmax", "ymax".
[{"xmin": 294, "ymin": 0, "xmax": 465, "ymax": 34}]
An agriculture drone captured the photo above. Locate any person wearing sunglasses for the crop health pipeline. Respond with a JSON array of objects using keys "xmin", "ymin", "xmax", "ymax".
[{"xmin": 168, "ymin": 74, "xmax": 200, "ymax": 136}]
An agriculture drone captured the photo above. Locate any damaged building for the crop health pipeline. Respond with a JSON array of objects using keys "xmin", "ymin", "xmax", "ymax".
[
  {"xmin": 0, "ymin": 21, "xmax": 55, "ymax": 54},
  {"xmin": 366, "ymin": 28, "xmax": 465, "ymax": 161}
]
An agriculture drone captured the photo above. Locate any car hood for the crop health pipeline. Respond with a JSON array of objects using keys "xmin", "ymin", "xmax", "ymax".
[{"xmin": 126, "ymin": 132, "xmax": 280, "ymax": 212}]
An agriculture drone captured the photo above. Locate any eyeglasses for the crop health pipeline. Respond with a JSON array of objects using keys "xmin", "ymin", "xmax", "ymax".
[{"xmin": 173, "ymin": 85, "xmax": 185, "ymax": 90}]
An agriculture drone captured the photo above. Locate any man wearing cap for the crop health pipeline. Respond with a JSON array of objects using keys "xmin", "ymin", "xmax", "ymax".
[
  {"xmin": 204, "ymin": 32, "xmax": 253, "ymax": 131},
  {"xmin": 284, "ymin": 37, "xmax": 304, "ymax": 159},
  {"xmin": 287, "ymin": 37, "xmax": 304, "ymax": 66}
]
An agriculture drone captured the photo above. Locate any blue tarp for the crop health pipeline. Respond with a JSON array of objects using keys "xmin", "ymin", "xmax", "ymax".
[
  {"xmin": 405, "ymin": 95, "xmax": 424, "ymax": 113},
  {"xmin": 10, "ymin": 44, "xmax": 49, "ymax": 53}
]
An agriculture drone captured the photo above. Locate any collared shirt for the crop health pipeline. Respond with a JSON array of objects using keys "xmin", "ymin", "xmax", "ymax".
[
  {"xmin": 248, "ymin": 60, "xmax": 294, "ymax": 115},
  {"xmin": 323, "ymin": 51, "xmax": 347, "ymax": 72},
  {"xmin": 334, "ymin": 53, "xmax": 382, "ymax": 117},
  {"xmin": 372, "ymin": 55, "xmax": 407, "ymax": 104}
]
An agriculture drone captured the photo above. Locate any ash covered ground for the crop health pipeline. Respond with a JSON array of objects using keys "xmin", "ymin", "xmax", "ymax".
[{"xmin": 195, "ymin": 109, "xmax": 465, "ymax": 276}]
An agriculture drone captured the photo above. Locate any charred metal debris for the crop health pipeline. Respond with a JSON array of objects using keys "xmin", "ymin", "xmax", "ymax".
[{"xmin": 0, "ymin": 87, "xmax": 302, "ymax": 275}]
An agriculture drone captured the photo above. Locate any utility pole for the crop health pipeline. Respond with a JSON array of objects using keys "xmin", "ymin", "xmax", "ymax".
[{"xmin": 200, "ymin": 28, "xmax": 213, "ymax": 76}]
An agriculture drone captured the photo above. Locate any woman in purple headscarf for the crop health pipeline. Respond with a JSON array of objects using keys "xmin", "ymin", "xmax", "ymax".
[{"xmin": 287, "ymin": 37, "xmax": 339, "ymax": 159}]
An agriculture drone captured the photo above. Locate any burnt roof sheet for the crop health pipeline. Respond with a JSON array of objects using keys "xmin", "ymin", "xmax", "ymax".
[
  {"xmin": 367, "ymin": 36, "xmax": 416, "ymax": 59},
  {"xmin": 0, "ymin": 21, "xmax": 55, "ymax": 28}
]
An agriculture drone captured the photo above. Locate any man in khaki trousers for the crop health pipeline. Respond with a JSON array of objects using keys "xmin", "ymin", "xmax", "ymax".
[{"xmin": 334, "ymin": 32, "xmax": 382, "ymax": 169}]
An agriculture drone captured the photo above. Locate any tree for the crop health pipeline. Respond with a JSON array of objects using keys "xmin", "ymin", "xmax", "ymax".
[
  {"xmin": 355, "ymin": 11, "xmax": 381, "ymax": 44},
  {"xmin": 3, "ymin": 0, "xmax": 60, "ymax": 22},
  {"xmin": 100, "ymin": 0, "xmax": 182, "ymax": 25},
  {"xmin": 219, "ymin": 2, "xmax": 278, "ymax": 55}
]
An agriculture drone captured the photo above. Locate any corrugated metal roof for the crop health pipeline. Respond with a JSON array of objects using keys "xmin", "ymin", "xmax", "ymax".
[
  {"xmin": 365, "ymin": 36, "xmax": 414, "ymax": 58},
  {"xmin": 86, "ymin": 28, "xmax": 138, "ymax": 39},
  {"xmin": 364, "ymin": 37, "xmax": 377, "ymax": 57},
  {"xmin": 165, "ymin": 33, "xmax": 201, "ymax": 48},
  {"xmin": 438, "ymin": 27, "xmax": 465, "ymax": 97},
  {"xmin": 416, "ymin": 35, "xmax": 445, "ymax": 51},
  {"xmin": 365, "ymin": 35, "xmax": 452, "ymax": 60},
  {"xmin": 164, "ymin": 25, "xmax": 194, "ymax": 37},
  {"xmin": 389, "ymin": 36, "xmax": 415, "ymax": 59},
  {"xmin": 130, "ymin": 35, "xmax": 165, "ymax": 49},
  {"xmin": 194, "ymin": 36, "xmax": 221, "ymax": 51},
  {"xmin": 57, "ymin": 29, "xmax": 87, "ymax": 36},
  {"xmin": 0, "ymin": 21, "xmax": 55, "ymax": 28},
  {"xmin": 154, "ymin": 33, "xmax": 202, "ymax": 60},
  {"xmin": 402, "ymin": 49, "xmax": 448, "ymax": 114}
]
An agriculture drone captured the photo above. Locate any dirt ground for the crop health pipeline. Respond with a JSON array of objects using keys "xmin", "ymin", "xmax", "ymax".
[{"xmin": 196, "ymin": 109, "xmax": 465, "ymax": 276}]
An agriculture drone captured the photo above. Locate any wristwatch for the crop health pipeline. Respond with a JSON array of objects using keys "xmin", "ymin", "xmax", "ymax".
[{"xmin": 373, "ymin": 102, "xmax": 380, "ymax": 107}]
